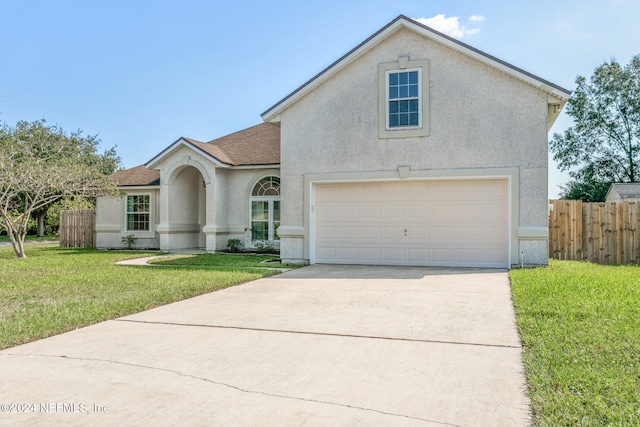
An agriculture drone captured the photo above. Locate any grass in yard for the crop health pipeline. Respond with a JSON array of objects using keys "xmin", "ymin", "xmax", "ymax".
[
  {"xmin": 149, "ymin": 253, "xmax": 301, "ymax": 269},
  {"xmin": 0, "ymin": 245, "xmax": 283, "ymax": 350},
  {"xmin": 510, "ymin": 260, "xmax": 640, "ymax": 426},
  {"xmin": 0, "ymin": 234, "xmax": 58, "ymax": 243}
]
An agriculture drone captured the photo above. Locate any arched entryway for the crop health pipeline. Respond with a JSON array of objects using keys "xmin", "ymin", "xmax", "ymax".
[{"xmin": 164, "ymin": 165, "xmax": 206, "ymax": 249}]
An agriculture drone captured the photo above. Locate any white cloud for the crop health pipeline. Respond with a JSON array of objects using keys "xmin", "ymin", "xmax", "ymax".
[{"xmin": 414, "ymin": 14, "xmax": 482, "ymax": 39}]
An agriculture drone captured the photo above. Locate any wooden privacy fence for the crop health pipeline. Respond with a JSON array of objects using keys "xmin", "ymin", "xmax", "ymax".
[
  {"xmin": 59, "ymin": 209, "xmax": 96, "ymax": 248},
  {"xmin": 549, "ymin": 199, "xmax": 640, "ymax": 264}
]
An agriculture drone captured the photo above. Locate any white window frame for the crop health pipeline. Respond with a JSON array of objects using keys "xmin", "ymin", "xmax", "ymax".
[
  {"xmin": 250, "ymin": 198, "xmax": 280, "ymax": 242},
  {"xmin": 249, "ymin": 176, "xmax": 280, "ymax": 244},
  {"xmin": 124, "ymin": 193, "xmax": 153, "ymax": 234},
  {"xmin": 378, "ymin": 57, "xmax": 430, "ymax": 139},
  {"xmin": 386, "ymin": 67, "xmax": 422, "ymax": 130}
]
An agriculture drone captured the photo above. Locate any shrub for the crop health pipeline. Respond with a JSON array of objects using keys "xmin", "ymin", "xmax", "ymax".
[
  {"xmin": 121, "ymin": 234, "xmax": 137, "ymax": 249},
  {"xmin": 254, "ymin": 240, "xmax": 275, "ymax": 254},
  {"xmin": 226, "ymin": 238, "xmax": 241, "ymax": 252}
]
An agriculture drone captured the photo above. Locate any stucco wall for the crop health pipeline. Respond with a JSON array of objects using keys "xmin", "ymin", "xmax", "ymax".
[
  {"xmin": 222, "ymin": 168, "xmax": 281, "ymax": 249},
  {"xmin": 277, "ymin": 27, "xmax": 550, "ymax": 266},
  {"xmin": 98, "ymin": 143, "xmax": 281, "ymax": 252},
  {"xmin": 96, "ymin": 189, "xmax": 160, "ymax": 249}
]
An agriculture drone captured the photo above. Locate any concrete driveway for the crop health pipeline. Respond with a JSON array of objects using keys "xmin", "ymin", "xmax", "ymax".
[{"xmin": 0, "ymin": 265, "xmax": 530, "ymax": 426}]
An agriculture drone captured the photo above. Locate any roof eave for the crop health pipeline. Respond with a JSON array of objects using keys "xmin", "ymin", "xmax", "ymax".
[
  {"xmin": 116, "ymin": 185, "xmax": 161, "ymax": 190},
  {"xmin": 231, "ymin": 163, "xmax": 281, "ymax": 170},
  {"xmin": 145, "ymin": 138, "xmax": 234, "ymax": 170},
  {"xmin": 261, "ymin": 15, "xmax": 571, "ymax": 123}
]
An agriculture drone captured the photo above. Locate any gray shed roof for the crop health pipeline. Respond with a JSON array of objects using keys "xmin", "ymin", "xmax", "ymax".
[{"xmin": 608, "ymin": 183, "xmax": 640, "ymax": 198}]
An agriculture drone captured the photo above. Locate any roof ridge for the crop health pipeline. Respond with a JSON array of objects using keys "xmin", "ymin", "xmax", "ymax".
[{"xmin": 261, "ymin": 14, "xmax": 570, "ymax": 121}]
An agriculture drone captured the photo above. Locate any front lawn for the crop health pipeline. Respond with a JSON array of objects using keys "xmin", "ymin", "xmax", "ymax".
[
  {"xmin": 0, "ymin": 234, "xmax": 58, "ymax": 243},
  {"xmin": 510, "ymin": 260, "xmax": 640, "ymax": 426},
  {"xmin": 0, "ymin": 245, "xmax": 285, "ymax": 350}
]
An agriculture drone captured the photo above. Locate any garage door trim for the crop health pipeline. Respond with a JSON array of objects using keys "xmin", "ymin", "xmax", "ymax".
[{"xmin": 305, "ymin": 168, "xmax": 519, "ymax": 268}]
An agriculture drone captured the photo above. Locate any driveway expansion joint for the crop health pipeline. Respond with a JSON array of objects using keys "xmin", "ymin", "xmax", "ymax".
[
  {"xmin": 116, "ymin": 318, "xmax": 522, "ymax": 349},
  {"xmin": 1, "ymin": 352, "xmax": 461, "ymax": 427}
]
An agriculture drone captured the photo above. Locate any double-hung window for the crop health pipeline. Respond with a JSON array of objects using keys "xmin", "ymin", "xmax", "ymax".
[
  {"xmin": 126, "ymin": 195, "xmax": 150, "ymax": 231},
  {"xmin": 378, "ymin": 57, "xmax": 430, "ymax": 138},
  {"xmin": 388, "ymin": 69, "xmax": 420, "ymax": 128}
]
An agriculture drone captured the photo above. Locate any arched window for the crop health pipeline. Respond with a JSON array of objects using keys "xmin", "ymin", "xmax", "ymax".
[{"xmin": 250, "ymin": 176, "xmax": 280, "ymax": 241}]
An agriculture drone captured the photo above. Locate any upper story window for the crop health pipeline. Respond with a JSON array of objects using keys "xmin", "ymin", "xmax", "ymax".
[
  {"xmin": 126, "ymin": 194, "xmax": 150, "ymax": 231},
  {"xmin": 388, "ymin": 69, "xmax": 420, "ymax": 128},
  {"xmin": 378, "ymin": 57, "xmax": 430, "ymax": 139}
]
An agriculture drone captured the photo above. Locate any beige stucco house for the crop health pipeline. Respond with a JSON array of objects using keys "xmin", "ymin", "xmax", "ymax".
[{"xmin": 96, "ymin": 15, "xmax": 570, "ymax": 268}]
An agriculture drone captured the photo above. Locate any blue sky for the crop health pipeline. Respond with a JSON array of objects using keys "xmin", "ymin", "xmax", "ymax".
[{"xmin": 2, "ymin": 0, "xmax": 639, "ymax": 198}]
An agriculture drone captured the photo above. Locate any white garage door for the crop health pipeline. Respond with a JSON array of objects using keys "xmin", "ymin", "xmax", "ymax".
[{"xmin": 314, "ymin": 179, "xmax": 509, "ymax": 268}]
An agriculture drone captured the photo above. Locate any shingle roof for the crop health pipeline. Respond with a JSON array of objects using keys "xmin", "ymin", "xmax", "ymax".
[
  {"xmin": 114, "ymin": 123, "xmax": 280, "ymax": 187},
  {"xmin": 110, "ymin": 165, "xmax": 160, "ymax": 186},
  {"xmin": 610, "ymin": 183, "xmax": 640, "ymax": 198},
  {"xmin": 199, "ymin": 122, "xmax": 280, "ymax": 166}
]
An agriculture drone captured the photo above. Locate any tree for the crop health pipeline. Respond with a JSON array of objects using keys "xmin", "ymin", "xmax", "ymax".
[
  {"xmin": 559, "ymin": 173, "xmax": 611, "ymax": 202},
  {"xmin": 550, "ymin": 55, "xmax": 640, "ymax": 198},
  {"xmin": 0, "ymin": 119, "xmax": 119, "ymax": 258},
  {"xmin": 31, "ymin": 136, "xmax": 120, "ymax": 236}
]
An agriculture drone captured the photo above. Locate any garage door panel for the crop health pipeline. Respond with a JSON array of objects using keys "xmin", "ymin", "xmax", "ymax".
[
  {"xmin": 455, "ymin": 226, "xmax": 505, "ymax": 242},
  {"xmin": 335, "ymin": 185, "xmax": 358, "ymax": 201},
  {"xmin": 314, "ymin": 180, "xmax": 509, "ymax": 268},
  {"xmin": 431, "ymin": 226, "xmax": 455, "ymax": 240},
  {"xmin": 407, "ymin": 227, "xmax": 429, "ymax": 240},
  {"xmin": 430, "ymin": 204, "xmax": 455, "ymax": 220},
  {"xmin": 383, "ymin": 205, "xmax": 406, "ymax": 219},
  {"xmin": 383, "ymin": 247, "xmax": 405, "ymax": 262},
  {"xmin": 360, "ymin": 186, "xmax": 382, "ymax": 201},
  {"xmin": 361, "ymin": 247, "xmax": 383, "ymax": 261},
  {"xmin": 316, "ymin": 205, "xmax": 337, "ymax": 219},
  {"xmin": 432, "ymin": 248, "xmax": 455, "ymax": 263},
  {"xmin": 337, "ymin": 247, "xmax": 359, "ymax": 260},
  {"xmin": 338, "ymin": 206, "xmax": 359, "ymax": 219},
  {"xmin": 407, "ymin": 248, "xmax": 429, "ymax": 262},
  {"xmin": 360, "ymin": 227, "xmax": 382, "ymax": 240},
  {"xmin": 382, "ymin": 183, "xmax": 408, "ymax": 201},
  {"xmin": 383, "ymin": 226, "xmax": 406, "ymax": 240},
  {"xmin": 316, "ymin": 226, "xmax": 336, "ymax": 240},
  {"xmin": 338, "ymin": 226, "xmax": 359, "ymax": 240},
  {"xmin": 315, "ymin": 246, "xmax": 337, "ymax": 261},
  {"xmin": 360, "ymin": 205, "xmax": 382, "ymax": 219}
]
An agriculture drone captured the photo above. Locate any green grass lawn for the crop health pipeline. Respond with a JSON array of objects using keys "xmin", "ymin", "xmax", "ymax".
[
  {"xmin": 510, "ymin": 260, "xmax": 640, "ymax": 426},
  {"xmin": 0, "ymin": 245, "xmax": 287, "ymax": 350},
  {"xmin": 0, "ymin": 234, "xmax": 58, "ymax": 243}
]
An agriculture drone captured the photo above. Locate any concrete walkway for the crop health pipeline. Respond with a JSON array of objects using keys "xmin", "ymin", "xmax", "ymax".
[{"xmin": 0, "ymin": 265, "xmax": 530, "ymax": 426}]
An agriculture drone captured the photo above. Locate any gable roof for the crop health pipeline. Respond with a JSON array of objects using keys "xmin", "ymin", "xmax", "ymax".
[
  {"xmin": 113, "ymin": 123, "xmax": 280, "ymax": 187},
  {"xmin": 199, "ymin": 122, "xmax": 280, "ymax": 166},
  {"xmin": 261, "ymin": 15, "xmax": 571, "ymax": 123},
  {"xmin": 110, "ymin": 165, "xmax": 160, "ymax": 187},
  {"xmin": 606, "ymin": 183, "xmax": 640, "ymax": 199},
  {"xmin": 146, "ymin": 122, "xmax": 280, "ymax": 169}
]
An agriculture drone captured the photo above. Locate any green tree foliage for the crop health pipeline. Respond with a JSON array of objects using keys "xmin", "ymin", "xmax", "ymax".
[
  {"xmin": 0, "ymin": 119, "xmax": 120, "ymax": 258},
  {"xmin": 45, "ymin": 197, "xmax": 96, "ymax": 235},
  {"xmin": 550, "ymin": 55, "xmax": 640, "ymax": 198},
  {"xmin": 559, "ymin": 175, "xmax": 612, "ymax": 202}
]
